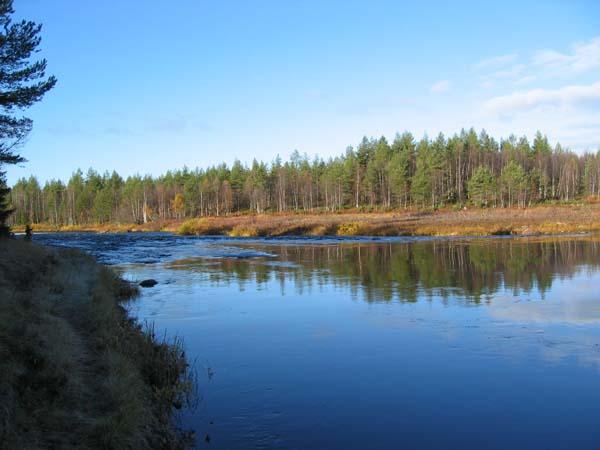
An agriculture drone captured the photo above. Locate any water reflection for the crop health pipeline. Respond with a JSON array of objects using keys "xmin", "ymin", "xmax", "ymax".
[
  {"xmin": 168, "ymin": 237, "xmax": 600, "ymax": 304},
  {"xmin": 35, "ymin": 233, "xmax": 600, "ymax": 449}
]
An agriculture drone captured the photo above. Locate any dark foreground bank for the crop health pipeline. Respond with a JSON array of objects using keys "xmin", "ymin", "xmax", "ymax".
[{"xmin": 0, "ymin": 239, "xmax": 195, "ymax": 449}]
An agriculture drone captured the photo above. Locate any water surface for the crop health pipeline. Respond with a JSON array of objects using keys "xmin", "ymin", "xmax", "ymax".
[{"xmin": 36, "ymin": 233, "xmax": 600, "ymax": 449}]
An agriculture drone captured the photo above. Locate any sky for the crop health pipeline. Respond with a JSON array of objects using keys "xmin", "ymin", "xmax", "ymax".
[{"xmin": 7, "ymin": 0, "xmax": 600, "ymax": 184}]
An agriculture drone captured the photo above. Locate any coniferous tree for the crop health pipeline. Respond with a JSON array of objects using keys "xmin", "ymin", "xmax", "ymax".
[
  {"xmin": 468, "ymin": 166, "xmax": 496, "ymax": 207},
  {"xmin": 0, "ymin": 0, "xmax": 56, "ymax": 235},
  {"xmin": 6, "ymin": 130, "xmax": 600, "ymax": 226},
  {"xmin": 501, "ymin": 161, "xmax": 527, "ymax": 207}
]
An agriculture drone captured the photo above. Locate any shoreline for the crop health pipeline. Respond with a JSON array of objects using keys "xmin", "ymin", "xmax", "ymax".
[
  {"xmin": 0, "ymin": 239, "xmax": 195, "ymax": 449},
  {"xmin": 11, "ymin": 204, "xmax": 600, "ymax": 238}
]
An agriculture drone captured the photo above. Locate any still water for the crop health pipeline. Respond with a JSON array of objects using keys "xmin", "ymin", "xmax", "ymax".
[{"xmin": 36, "ymin": 233, "xmax": 600, "ymax": 449}]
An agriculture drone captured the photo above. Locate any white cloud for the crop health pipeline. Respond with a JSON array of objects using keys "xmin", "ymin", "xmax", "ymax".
[
  {"xmin": 474, "ymin": 53, "xmax": 518, "ymax": 70},
  {"xmin": 430, "ymin": 80, "xmax": 451, "ymax": 93},
  {"xmin": 533, "ymin": 36, "xmax": 600, "ymax": 75},
  {"xmin": 514, "ymin": 75, "xmax": 536, "ymax": 85},
  {"xmin": 475, "ymin": 37, "xmax": 600, "ymax": 89},
  {"xmin": 488, "ymin": 64, "xmax": 525, "ymax": 80},
  {"xmin": 484, "ymin": 81, "xmax": 600, "ymax": 114},
  {"xmin": 470, "ymin": 37, "xmax": 600, "ymax": 152}
]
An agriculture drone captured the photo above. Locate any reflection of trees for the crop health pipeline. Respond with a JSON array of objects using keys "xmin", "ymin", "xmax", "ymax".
[{"xmin": 168, "ymin": 238, "xmax": 600, "ymax": 304}]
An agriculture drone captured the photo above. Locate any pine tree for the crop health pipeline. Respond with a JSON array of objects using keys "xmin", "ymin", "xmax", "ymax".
[
  {"xmin": 501, "ymin": 161, "xmax": 527, "ymax": 207},
  {"xmin": 0, "ymin": 0, "xmax": 56, "ymax": 235},
  {"xmin": 468, "ymin": 166, "xmax": 496, "ymax": 207},
  {"xmin": 0, "ymin": 178, "xmax": 11, "ymax": 230},
  {"xmin": 411, "ymin": 138, "xmax": 432, "ymax": 208}
]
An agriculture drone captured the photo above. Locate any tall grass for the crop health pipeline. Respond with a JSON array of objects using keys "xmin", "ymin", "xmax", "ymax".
[
  {"xmin": 13, "ymin": 203, "xmax": 600, "ymax": 237},
  {"xmin": 174, "ymin": 205, "xmax": 600, "ymax": 237},
  {"xmin": 0, "ymin": 239, "xmax": 195, "ymax": 449}
]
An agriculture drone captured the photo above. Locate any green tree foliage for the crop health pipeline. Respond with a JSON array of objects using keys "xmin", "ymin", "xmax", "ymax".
[
  {"xmin": 0, "ymin": 0, "xmax": 56, "ymax": 234},
  {"xmin": 411, "ymin": 137, "xmax": 432, "ymax": 207},
  {"xmin": 468, "ymin": 167, "xmax": 496, "ymax": 207},
  {"xmin": 500, "ymin": 160, "xmax": 528, "ymax": 207},
  {"xmin": 8, "ymin": 130, "xmax": 599, "ymax": 226}
]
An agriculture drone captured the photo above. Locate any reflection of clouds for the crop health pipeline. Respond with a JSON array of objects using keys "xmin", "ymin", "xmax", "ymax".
[
  {"xmin": 366, "ymin": 307, "xmax": 600, "ymax": 371},
  {"xmin": 577, "ymin": 344, "xmax": 600, "ymax": 370},
  {"xmin": 489, "ymin": 284, "xmax": 600, "ymax": 370},
  {"xmin": 538, "ymin": 335, "xmax": 600, "ymax": 371},
  {"xmin": 490, "ymin": 294, "xmax": 600, "ymax": 325}
]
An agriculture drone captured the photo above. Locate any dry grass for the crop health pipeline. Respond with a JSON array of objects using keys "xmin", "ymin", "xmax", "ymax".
[
  {"xmin": 13, "ymin": 203, "xmax": 600, "ymax": 237},
  {"xmin": 11, "ymin": 221, "xmax": 168, "ymax": 234},
  {"xmin": 0, "ymin": 239, "xmax": 195, "ymax": 449},
  {"xmin": 174, "ymin": 204, "xmax": 600, "ymax": 237},
  {"xmin": 228, "ymin": 224, "xmax": 261, "ymax": 237}
]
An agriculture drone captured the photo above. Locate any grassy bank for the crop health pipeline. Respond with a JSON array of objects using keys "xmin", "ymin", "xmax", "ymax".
[
  {"xmin": 12, "ymin": 203, "xmax": 600, "ymax": 237},
  {"xmin": 0, "ymin": 239, "xmax": 195, "ymax": 449},
  {"xmin": 176, "ymin": 205, "xmax": 600, "ymax": 237}
]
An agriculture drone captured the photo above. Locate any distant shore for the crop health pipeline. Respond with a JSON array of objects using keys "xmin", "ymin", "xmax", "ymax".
[
  {"xmin": 0, "ymin": 239, "xmax": 195, "ymax": 448},
  {"xmin": 11, "ymin": 203, "xmax": 600, "ymax": 237}
]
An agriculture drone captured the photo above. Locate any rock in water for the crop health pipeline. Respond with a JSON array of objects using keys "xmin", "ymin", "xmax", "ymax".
[{"xmin": 139, "ymin": 279, "xmax": 158, "ymax": 288}]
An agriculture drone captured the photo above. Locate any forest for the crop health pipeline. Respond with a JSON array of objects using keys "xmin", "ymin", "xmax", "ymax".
[{"xmin": 8, "ymin": 129, "xmax": 600, "ymax": 226}]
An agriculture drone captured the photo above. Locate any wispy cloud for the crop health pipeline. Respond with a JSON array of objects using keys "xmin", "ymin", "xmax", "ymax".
[
  {"xmin": 533, "ymin": 36, "xmax": 600, "ymax": 75},
  {"xmin": 484, "ymin": 81, "xmax": 600, "ymax": 114},
  {"xmin": 304, "ymin": 89, "xmax": 326, "ymax": 100},
  {"xmin": 147, "ymin": 114, "xmax": 188, "ymax": 133},
  {"xmin": 104, "ymin": 126, "xmax": 132, "ymax": 136},
  {"xmin": 45, "ymin": 123, "xmax": 89, "ymax": 136},
  {"xmin": 478, "ymin": 63, "xmax": 525, "ymax": 88},
  {"xmin": 514, "ymin": 75, "xmax": 536, "ymax": 85},
  {"xmin": 488, "ymin": 64, "xmax": 525, "ymax": 80},
  {"xmin": 474, "ymin": 53, "xmax": 518, "ymax": 70},
  {"xmin": 476, "ymin": 37, "xmax": 600, "ymax": 88},
  {"xmin": 430, "ymin": 80, "xmax": 451, "ymax": 93}
]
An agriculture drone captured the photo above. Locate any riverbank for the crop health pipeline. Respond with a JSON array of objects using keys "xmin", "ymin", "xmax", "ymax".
[
  {"xmin": 14, "ymin": 203, "xmax": 600, "ymax": 237},
  {"xmin": 0, "ymin": 239, "xmax": 194, "ymax": 449}
]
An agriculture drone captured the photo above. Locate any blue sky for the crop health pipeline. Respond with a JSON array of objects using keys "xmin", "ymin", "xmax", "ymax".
[{"xmin": 8, "ymin": 0, "xmax": 600, "ymax": 184}]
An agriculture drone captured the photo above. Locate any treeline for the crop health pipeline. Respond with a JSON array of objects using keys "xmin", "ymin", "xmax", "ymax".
[{"xmin": 9, "ymin": 129, "xmax": 600, "ymax": 226}]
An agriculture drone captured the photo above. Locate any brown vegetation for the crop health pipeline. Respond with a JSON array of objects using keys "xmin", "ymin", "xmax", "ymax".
[
  {"xmin": 14, "ymin": 204, "xmax": 600, "ymax": 238},
  {"xmin": 0, "ymin": 239, "xmax": 194, "ymax": 449},
  {"xmin": 175, "ymin": 206, "xmax": 600, "ymax": 237}
]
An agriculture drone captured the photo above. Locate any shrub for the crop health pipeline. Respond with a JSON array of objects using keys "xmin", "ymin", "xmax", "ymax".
[
  {"xmin": 228, "ymin": 225, "xmax": 260, "ymax": 237},
  {"xmin": 337, "ymin": 222, "xmax": 362, "ymax": 236}
]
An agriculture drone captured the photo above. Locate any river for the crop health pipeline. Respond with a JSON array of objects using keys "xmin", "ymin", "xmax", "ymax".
[{"xmin": 35, "ymin": 233, "xmax": 600, "ymax": 450}]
